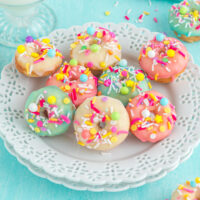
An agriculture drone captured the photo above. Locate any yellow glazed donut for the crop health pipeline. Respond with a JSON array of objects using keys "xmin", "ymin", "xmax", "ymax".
[
  {"xmin": 171, "ymin": 177, "xmax": 200, "ymax": 200},
  {"xmin": 15, "ymin": 36, "xmax": 63, "ymax": 77},
  {"xmin": 70, "ymin": 26, "xmax": 121, "ymax": 76}
]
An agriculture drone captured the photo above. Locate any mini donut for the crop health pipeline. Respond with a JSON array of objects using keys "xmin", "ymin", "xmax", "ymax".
[
  {"xmin": 46, "ymin": 61, "xmax": 97, "ymax": 107},
  {"xmin": 126, "ymin": 90, "xmax": 176, "ymax": 143},
  {"xmin": 73, "ymin": 96, "xmax": 130, "ymax": 151},
  {"xmin": 171, "ymin": 177, "xmax": 200, "ymax": 200},
  {"xmin": 70, "ymin": 26, "xmax": 121, "ymax": 76},
  {"xmin": 139, "ymin": 33, "xmax": 189, "ymax": 83},
  {"xmin": 24, "ymin": 86, "xmax": 74, "ymax": 136},
  {"xmin": 169, "ymin": 0, "xmax": 200, "ymax": 43},
  {"xmin": 98, "ymin": 60, "xmax": 152, "ymax": 106},
  {"xmin": 15, "ymin": 36, "xmax": 63, "ymax": 77}
]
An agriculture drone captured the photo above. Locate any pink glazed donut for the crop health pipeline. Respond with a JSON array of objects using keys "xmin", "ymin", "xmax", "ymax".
[
  {"xmin": 139, "ymin": 33, "xmax": 189, "ymax": 83},
  {"xmin": 46, "ymin": 60, "xmax": 97, "ymax": 107},
  {"xmin": 126, "ymin": 90, "xmax": 176, "ymax": 143}
]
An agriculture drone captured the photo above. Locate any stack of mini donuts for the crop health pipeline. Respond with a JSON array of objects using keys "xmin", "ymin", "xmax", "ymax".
[{"xmin": 15, "ymin": 25, "xmax": 189, "ymax": 151}]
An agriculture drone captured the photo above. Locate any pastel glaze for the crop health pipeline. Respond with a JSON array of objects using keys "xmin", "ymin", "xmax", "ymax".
[
  {"xmin": 15, "ymin": 36, "xmax": 63, "ymax": 77},
  {"xmin": 169, "ymin": 0, "xmax": 200, "ymax": 37},
  {"xmin": 46, "ymin": 62, "xmax": 97, "ymax": 107},
  {"xmin": 171, "ymin": 178, "xmax": 200, "ymax": 200},
  {"xmin": 24, "ymin": 86, "xmax": 74, "ymax": 136},
  {"xmin": 74, "ymin": 96, "xmax": 130, "ymax": 151},
  {"xmin": 126, "ymin": 90, "xmax": 176, "ymax": 143},
  {"xmin": 70, "ymin": 26, "xmax": 121, "ymax": 74},
  {"xmin": 139, "ymin": 34, "xmax": 189, "ymax": 82},
  {"xmin": 98, "ymin": 63, "xmax": 151, "ymax": 106}
]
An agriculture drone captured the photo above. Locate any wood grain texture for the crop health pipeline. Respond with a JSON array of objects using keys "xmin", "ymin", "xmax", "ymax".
[{"xmin": 0, "ymin": 0, "xmax": 200, "ymax": 199}]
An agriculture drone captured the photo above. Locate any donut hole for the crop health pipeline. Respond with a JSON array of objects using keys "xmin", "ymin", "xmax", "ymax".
[
  {"xmin": 98, "ymin": 121, "xmax": 106, "ymax": 129},
  {"xmin": 158, "ymin": 49, "xmax": 166, "ymax": 57},
  {"xmin": 88, "ymin": 39, "xmax": 98, "ymax": 45},
  {"xmin": 41, "ymin": 109, "xmax": 49, "ymax": 119},
  {"xmin": 69, "ymin": 75, "xmax": 79, "ymax": 81},
  {"xmin": 26, "ymin": 45, "xmax": 42, "ymax": 56}
]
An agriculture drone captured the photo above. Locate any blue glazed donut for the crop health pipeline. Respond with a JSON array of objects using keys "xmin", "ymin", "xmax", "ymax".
[
  {"xmin": 169, "ymin": 0, "xmax": 200, "ymax": 42},
  {"xmin": 97, "ymin": 61, "xmax": 151, "ymax": 106},
  {"xmin": 24, "ymin": 86, "xmax": 74, "ymax": 136}
]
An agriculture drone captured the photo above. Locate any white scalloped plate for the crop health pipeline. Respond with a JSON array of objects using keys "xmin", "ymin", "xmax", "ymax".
[{"xmin": 0, "ymin": 22, "xmax": 200, "ymax": 191}]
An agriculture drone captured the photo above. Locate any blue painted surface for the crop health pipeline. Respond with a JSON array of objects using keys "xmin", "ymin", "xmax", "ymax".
[{"xmin": 0, "ymin": 0, "xmax": 200, "ymax": 199}]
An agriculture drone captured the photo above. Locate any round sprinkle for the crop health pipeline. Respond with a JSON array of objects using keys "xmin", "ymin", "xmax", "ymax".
[
  {"xmin": 37, "ymin": 121, "xmax": 43, "ymax": 127},
  {"xmin": 90, "ymin": 44, "xmax": 100, "ymax": 52},
  {"xmin": 104, "ymin": 79, "xmax": 111, "ymax": 87},
  {"xmin": 69, "ymin": 59, "xmax": 78, "ymax": 66},
  {"xmin": 104, "ymin": 11, "xmax": 111, "ymax": 16},
  {"xmin": 141, "ymin": 109, "xmax": 150, "ymax": 118},
  {"xmin": 87, "ymin": 27, "xmax": 95, "ymax": 35},
  {"xmin": 25, "ymin": 36, "xmax": 34, "ymax": 43},
  {"xmin": 111, "ymin": 136, "xmax": 118, "ymax": 143},
  {"xmin": 156, "ymin": 33, "xmax": 165, "ymax": 42},
  {"xmin": 81, "ymin": 45, "xmax": 87, "ymax": 50},
  {"xmin": 90, "ymin": 128, "xmax": 97, "ymax": 135},
  {"xmin": 47, "ymin": 49, "xmax": 56, "ymax": 57},
  {"xmin": 17, "ymin": 45, "xmax": 25, "ymax": 54},
  {"xmin": 160, "ymin": 98, "xmax": 169, "ymax": 106},
  {"xmin": 195, "ymin": 177, "xmax": 200, "ymax": 184},
  {"xmin": 34, "ymin": 127, "xmax": 40, "ymax": 133},
  {"xmin": 65, "ymin": 85, "xmax": 71, "ymax": 91},
  {"xmin": 162, "ymin": 57, "xmax": 168, "ymax": 63},
  {"xmin": 41, "ymin": 127, "xmax": 47, "ymax": 131},
  {"xmin": 190, "ymin": 181, "xmax": 196, "ymax": 187},
  {"xmin": 63, "ymin": 97, "xmax": 70, "ymax": 104},
  {"xmin": 179, "ymin": 6, "xmax": 188, "ymax": 15},
  {"xmin": 150, "ymin": 134, "xmax": 156, "ymax": 139},
  {"xmin": 87, "ymin": 62, "xmax": 93, "ymax": 68},
  {"xmin": 111, "ymin": 112, "xmax": 120, "ymax": 120},
  {"xmin": 80, "ymin": 74, "xmax": 88, "ymax": 82},
  {"xmin": 147, "ymin": 50, "xmax": 156, "ymax": 58},
  {"xmin": 131, "ymin": 124, "xmax": 137, "ymax": 131},
  {"xmin": 167, "ymin": 49, "xmax": 175, "ymax": 58},
  {"xmin": 111, "ymin": 126, "xmax": 117, "ymax": 133},
  {"xmin": 118, "ymin": 59, "xmax": 127, "ymax": 67},
  {"xmin": 121, "ymin": 70, "xmax": 128, "ymax": 77},
  {"xmin": 97, "ymin": 32, "xmax": 103, "ymax": 38},
  {"xmin": 100, "ymin": 62, "xmax": 106, "ymax": 68},
  {"xmin": 47, "ymin": 96, "xmax": 56, "ymax": 104},
  {"xmin": 42, "ymin": 38, "xmax": 50, "ymax": 43},
  {"xmin": 99, "ymin": 122, "xmax": 106, "ymax": 129},
  {"xmin": 81, "ymin": 130, "xmax": 90, "ymax": 139},
  {"xmin": 159, "ymin": 125, "xmax": 165, "ymax": 132},
  {"xmin": 136, "ymin": 73, "xmax": 145, "ymax": 81},
  {"xmin": 120, "ymin": 86, "xmax": 129, "ymax": 95},
  {"xmin": 28, "ymin": 103, "xmax": 38, "ymax": 112},
  {"xmin": 101, "ymin": 96, "xmax": 108, "ymax": 102}
]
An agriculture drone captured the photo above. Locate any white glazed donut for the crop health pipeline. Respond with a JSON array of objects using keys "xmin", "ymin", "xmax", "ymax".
[
  {"xmin": 73, "ymin": 96, "xmax": 130, "ymax": 151},
  {"xmin": 15, "ymin": 36, "xmax": 63, "ymax": 77},
  {"xmin": 70, "ymin": 26, "xmax": 121, "ymax": 76}
]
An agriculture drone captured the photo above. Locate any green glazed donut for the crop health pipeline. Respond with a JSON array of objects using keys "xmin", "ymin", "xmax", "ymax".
[
  {"xmin": 97, "ymin": 60, "xmax": 151, "ymax": 106},
  {"xmin": 169, "ymin": 0, "xmax": 200, "ymax": 42},
  {"xmin": 24, "ymin": 86, "xmax": 74, "ymax": 136}
]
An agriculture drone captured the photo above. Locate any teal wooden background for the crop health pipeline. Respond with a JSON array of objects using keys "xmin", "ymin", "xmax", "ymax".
[{"xmin": 0, "ymin": 0, "xmax": 200, "ymax": 199}]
